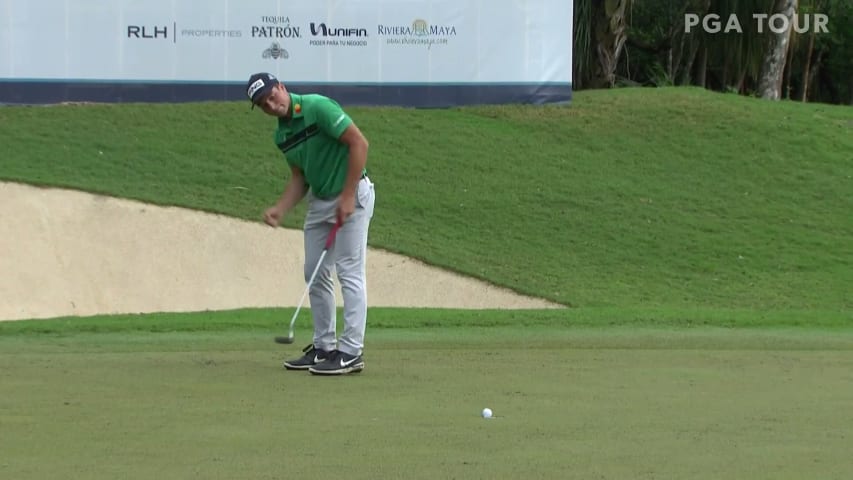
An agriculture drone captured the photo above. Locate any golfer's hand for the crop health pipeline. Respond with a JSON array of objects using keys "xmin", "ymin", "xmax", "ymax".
[
  {"xmin": 336, "ymin": 195, "xmax": 355, "ymax": 224},
  {"xmin": 264, "ymin": 205, "xmax": 285, "ymax": 227}
]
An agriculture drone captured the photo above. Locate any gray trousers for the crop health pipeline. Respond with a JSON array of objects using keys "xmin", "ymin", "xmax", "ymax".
[{"xmin": 304, "ymin": 176, "xmax": 375, "ymax": 356}]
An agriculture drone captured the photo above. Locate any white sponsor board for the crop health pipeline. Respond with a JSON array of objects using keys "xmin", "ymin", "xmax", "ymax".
[{"xmin": 0, "ymin": 0, "xmax": 572, "ymax": 85}]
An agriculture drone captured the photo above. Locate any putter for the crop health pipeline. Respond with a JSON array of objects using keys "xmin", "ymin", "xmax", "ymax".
[{"xmin": 275, "ymin": 220, "xmax": 342, "ymax": 344}]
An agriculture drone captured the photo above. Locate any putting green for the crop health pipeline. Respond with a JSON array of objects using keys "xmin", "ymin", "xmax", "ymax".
[{"xmin": 2, "ymin": 327, "xmax": 851, "ymax": 479}]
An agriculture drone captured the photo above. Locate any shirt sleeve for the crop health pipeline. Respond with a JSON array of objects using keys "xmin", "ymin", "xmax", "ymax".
[{"xmin": 316, "ymin": 97, "xmax": 353, "ymax": 139}]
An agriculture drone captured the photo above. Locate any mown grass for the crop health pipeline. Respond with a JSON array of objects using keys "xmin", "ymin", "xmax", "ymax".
[
  {"xmin": 2, "ymin": 325, "xmax": 853, "ymax": 480},
  {"xmin": 1, "ymin": 87, "xmax": 851, "ymax": 312},
  {"xmin": 0, "ymin": 307, "xmax": 851, "ymax": 337},
  {"xmin": 2, "ymin": 87, "xmax": 853, "ymax": 479}
]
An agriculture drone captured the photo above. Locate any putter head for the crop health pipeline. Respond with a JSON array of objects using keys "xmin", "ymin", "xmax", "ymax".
[{"xmin": 274, "ymin": 335, "xmax": 295, "ymax": 344}]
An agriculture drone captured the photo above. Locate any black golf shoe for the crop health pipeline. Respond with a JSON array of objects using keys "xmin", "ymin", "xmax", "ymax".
[
  {"xmin": 309, "ymin": 350, "xmax": 365, "ymax": 375},
  {"xmin": 284, "ymin": 344, "xmax": 331, "ymax": 370}
]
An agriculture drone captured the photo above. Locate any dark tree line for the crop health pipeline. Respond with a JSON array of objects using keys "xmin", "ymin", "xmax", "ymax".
[{"xmin": 573, "ymin": 0, "xmax": 852, "ymax": 104}]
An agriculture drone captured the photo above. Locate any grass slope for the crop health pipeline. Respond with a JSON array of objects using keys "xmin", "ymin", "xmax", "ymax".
[{"xmin": 1, "ymin": 87, "xmax": 851, "ymax": 312}]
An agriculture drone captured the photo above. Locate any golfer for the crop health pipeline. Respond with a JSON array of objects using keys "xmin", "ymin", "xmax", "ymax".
[{"xmin": 247, "ymin": 72, "xmax": 375, "ymax": 375}]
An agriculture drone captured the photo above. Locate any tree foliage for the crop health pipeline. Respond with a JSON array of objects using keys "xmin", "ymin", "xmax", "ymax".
[{"xmin": 573, "ymin": 0, "xmax": 852, "ymax": 104}]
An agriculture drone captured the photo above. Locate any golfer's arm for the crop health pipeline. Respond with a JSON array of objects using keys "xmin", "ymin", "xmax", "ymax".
[
  {"xmin": 338, "ymin": 123, "xmax": 369, "ymax": 198},
  {"xmin": 276, "ymin": 166, "xmax": 308, "ymax": 213}
]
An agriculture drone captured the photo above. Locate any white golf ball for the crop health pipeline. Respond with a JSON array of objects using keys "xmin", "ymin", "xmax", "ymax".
[{"xmin": 481, "ymin": 408, "xmax": 493, "ymax": 419}]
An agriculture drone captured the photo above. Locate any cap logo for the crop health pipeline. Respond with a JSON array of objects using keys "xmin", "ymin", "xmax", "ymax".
[{"xmin": 247, "ymin": 79, "xmax": 266, "ymax": 99}]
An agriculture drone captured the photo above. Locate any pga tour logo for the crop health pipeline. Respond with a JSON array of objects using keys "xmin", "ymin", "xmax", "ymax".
[{"xmin": 685, "ymin": 13, "xmax": 829, "ymax": 34}]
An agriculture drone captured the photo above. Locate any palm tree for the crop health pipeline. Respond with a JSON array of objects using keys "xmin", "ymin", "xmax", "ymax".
[
  {"xmin": 574, "ymin": 0, "xmax": 631, "ymax": 89},
  {"xmin": 757, "ymin": 0, "xmax": 798, "ymax": 99}
]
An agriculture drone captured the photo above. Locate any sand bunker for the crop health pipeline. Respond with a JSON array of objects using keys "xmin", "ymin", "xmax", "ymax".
[{"xmin": 0, "ymin": 182, "xmax": 561, "ymax": 321}]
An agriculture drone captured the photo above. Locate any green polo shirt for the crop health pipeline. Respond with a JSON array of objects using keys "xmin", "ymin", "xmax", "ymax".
[{"xmin": 274, "ymin": 93, "xmax": 362, "ymax": 199}]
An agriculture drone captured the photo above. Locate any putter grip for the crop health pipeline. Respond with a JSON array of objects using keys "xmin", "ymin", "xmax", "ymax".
[{"xmin": 325, "ymin": 221, "xmax": 342, "ymax": 249}]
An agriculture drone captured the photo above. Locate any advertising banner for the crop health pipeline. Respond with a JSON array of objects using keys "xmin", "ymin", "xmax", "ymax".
[{"xmin": 0, "ymin": 0, "xmax": 572, "ymax": 106}]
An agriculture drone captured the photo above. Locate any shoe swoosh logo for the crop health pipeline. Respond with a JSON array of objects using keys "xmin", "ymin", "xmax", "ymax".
[
  {"xmin": 340, "ymin": 357, "xmax": 360, "ymax": 367},
  {"xmin": 313, "ymin": 355, "xmax": 323, "ymax": 363}
]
